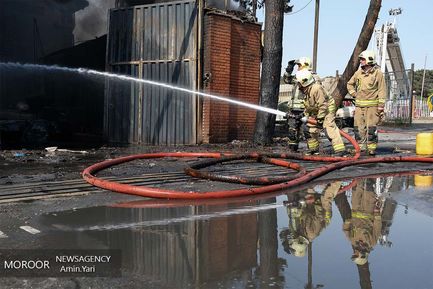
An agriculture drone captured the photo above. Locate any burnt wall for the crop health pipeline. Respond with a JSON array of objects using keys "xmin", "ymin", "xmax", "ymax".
[
  {"xmin": 0, "ymin": 0, "xmax": 114, "ymax": 148},
  {"xmin": 202, "ymin": 12, "xmax": 261, "ymax": 143}
]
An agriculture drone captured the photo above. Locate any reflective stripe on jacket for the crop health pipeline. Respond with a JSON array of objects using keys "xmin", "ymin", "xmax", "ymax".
[{"xmin": 347, "ymin": 66, "xmax": 386, "ymax": 107}]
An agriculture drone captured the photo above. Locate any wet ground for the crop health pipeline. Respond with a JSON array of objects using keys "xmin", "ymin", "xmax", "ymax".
[
  {"xmin": 0, "ymin": 175, "xmax": 432, "ymax": 289},
  {"xmin": 0, "ymin": 124, "xmax": 432, "ymax": 288}
]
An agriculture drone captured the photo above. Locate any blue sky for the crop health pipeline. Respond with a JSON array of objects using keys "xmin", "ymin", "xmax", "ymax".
[{"xmin": 257, "ymin": 0, "xmax": 432, "ymax": 77}]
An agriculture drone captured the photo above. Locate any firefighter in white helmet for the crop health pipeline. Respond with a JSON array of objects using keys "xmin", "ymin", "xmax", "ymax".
[
  {"xmin": 295, "ymin": 69, "xmax": 347, "ymax": 156},
  {"xmin": 282, "ymin": 57, "xmax": 322, "ymax": 152},
  {"xmin": 347, "ymin": 50, "xmax": 387, "ymax": 156},
  {"xmin": 295, "ymin": 57, "xmax": 312, "ymax": 69},
  {"xmin": 283, "ymin": 56, "xmax": 321, "ymax": 84},
  {"xmin": 342, "ymin": 178, "xmax": 383, "ymax": 267},
  {"xmin": 280, "ymin": 182, "xmax": 342, "ymax": 257}
]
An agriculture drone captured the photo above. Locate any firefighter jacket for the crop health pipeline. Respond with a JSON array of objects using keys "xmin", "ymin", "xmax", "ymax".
[
  {"xmin": 347, "ymin": 65, "xmax": 386, "ymax": 108},
  {"xmin": 284, "ymin": 70, "xmax": 322, "ymax": 111},
  {"xmin": 303, "ymin": 83, "xmax": 337, "ymax": 120},
  {"xmin": 298, "ymin": 203, "xmax": 326, "ymax": 242},
  {"xmin": 290, "ymin": 191, "xmax": 334, "ymax": 242},
  {"xmin": 344, "ymin": 183, "xmax": 382, "ymax": 252}
]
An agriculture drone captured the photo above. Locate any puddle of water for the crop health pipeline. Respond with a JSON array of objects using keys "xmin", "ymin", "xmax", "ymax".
[{"xmin": 36, "ymin": 175, "xmax": 433, "ymax": 289}]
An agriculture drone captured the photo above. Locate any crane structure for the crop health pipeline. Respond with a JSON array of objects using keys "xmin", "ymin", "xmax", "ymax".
[{"xmin": 374, "ymin": 8, "xmax": 410, "ymax": 101}]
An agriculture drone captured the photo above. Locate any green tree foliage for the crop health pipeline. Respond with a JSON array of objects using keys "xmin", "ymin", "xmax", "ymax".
[{"xmin": 413, "ymin": 69, "xmax": 433, "ymax": 97}]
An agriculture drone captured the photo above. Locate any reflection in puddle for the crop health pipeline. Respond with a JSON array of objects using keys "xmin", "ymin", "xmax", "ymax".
[
  {"xmin": 39, "ymin": 175, "xmax": 433, "ymax": 289},
  {"xmin": 77, "ymin": 203, "xmax": 282, "ymax": 231},
  {"xmin": 280, "ymin": 178, "xmax": 397, "ymax": 289}
]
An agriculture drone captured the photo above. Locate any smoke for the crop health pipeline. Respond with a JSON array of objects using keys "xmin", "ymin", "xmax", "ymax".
[
  {"xmin": 206, "ymin": 0, "xmax": 246, "ymax": 11},
  {"xmin": 73, "ymin": 0, "xmax": 115, "ymax": 44}
]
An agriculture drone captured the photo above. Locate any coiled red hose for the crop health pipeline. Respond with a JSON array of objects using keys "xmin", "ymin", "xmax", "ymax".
[
  {"xmin": 82, "ymin": 122, "xmax": 433, "ymax": 199},
  {"xmin": 110, "ymin": 170, "xmax": 432, "ymax": 209},
  {"xmin": 184, "ymin": 154, "xmax": 307, "ymax": 185}
]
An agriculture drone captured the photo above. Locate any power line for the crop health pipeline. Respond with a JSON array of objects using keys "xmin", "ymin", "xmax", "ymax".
[{"xmin": 287, "ymin": 0, "xmax": 313, "ymax": 15}]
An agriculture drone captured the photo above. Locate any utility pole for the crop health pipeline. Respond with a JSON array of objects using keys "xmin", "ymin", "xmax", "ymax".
[
  {"xmin": 409, "ymin": 63, "xmax": 415, "ymax": 124},
  {"xmin": 312, "ymin": 0, "xmax": 320, "ymax": 73},
  {"xmin": 420, "ymin": 54, "xmax": 428, "ymax": 98},
  {"xmin": 252, "ymin": 0, "xmax": 257, "ymax": 17}
]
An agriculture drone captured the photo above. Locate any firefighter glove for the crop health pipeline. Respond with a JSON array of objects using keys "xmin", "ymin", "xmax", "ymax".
[
  {"xmin": 285, "ymin": 60, "xmax": 296, "ymax": 75},
  {"xmin": 376, "ymin": 106, "xmax": 385, "ymax": 118},
  {"xmin": 316, "ymin": 118, "xmax": 324, "ymax": 128},
  {"xmin": 283, "ymin": 72, "xmax": 293, "ymax": 84}
]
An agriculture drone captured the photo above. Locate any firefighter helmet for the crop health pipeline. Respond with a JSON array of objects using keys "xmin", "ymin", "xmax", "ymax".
[
  {"xmin": 296, "ymin": 69, "xmax": 315, "ymax": 87},
  {"xmin": 295, "ymin": 57, "xmax": 312, "ymax": 70},
  {"xmin": 351, "ymin": 253, "xmax": 369, "ymax": 266},
  {"xmin": 289, "ymin": 236, "xmax": 309, "ymax": 257},
  {"xmin": 359, "ymin": 50, "xmax": 376, "ymax": 65}
]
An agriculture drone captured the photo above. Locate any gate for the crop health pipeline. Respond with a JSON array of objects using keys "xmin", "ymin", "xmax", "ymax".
[
  {"xmin": 384, "ymin": 68, "xmax": 433, "ymax": 124},
  {"xmin": 105, "ymin": 1, "xmax": 198, "ymax": 144},
  {"xmin": 383, "ymin": 69, "xmax": 412, "ymax": 124},
  {"xmin": 413, "ymin": 71, "xmax": 433, "ymax": 121}
]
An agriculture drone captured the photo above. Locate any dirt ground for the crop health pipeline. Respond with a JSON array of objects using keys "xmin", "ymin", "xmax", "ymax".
[
  {"xmin": 0, "ymin": 124, "xmax": 432, "ymax": 289},
  {"xmin": 0, "ymin": 124, "xmax": 431, "ymax": 183}
]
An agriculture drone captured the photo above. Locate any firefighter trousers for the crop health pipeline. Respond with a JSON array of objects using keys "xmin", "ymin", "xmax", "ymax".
[
  {"xmin": 354, "ymin": 106, "xmax": 380, "ymax": 152},
  {"xmin": 287, "ymin": 110, "xmax": 304, "ymax": 151},
  {"xmin": 304, "ymin": 113, "xmax": 346, "ymax": 153}
]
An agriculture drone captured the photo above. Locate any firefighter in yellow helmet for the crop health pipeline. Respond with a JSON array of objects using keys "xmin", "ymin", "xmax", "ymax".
[
  {"xmin": 283, "ymin": 56, "xmax": 321, "ymax": 84},
  {"xmin": 296, "ymin": 57, "xmax": 312, "ymax": 70},
  {"xmin": 295, "ymin": 69, "xmax": 347, "ymax": 156},
  {"xmin": 347, "ymin": 50, "xmax": 387, "ymax": 156},
  {"xmin": 295, "ymin": 56, "xmax": 322, "ymax": 83}
]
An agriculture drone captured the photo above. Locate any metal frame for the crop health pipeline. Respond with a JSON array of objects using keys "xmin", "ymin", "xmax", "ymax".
[{"xmin": 105, "ymin": 0, "xmax": 199, "ymax": 144}]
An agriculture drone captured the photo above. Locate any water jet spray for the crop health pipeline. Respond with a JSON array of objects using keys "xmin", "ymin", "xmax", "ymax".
[{"xmin": 0, "ymin": 62, "xmax": 287, "ymax": 117}]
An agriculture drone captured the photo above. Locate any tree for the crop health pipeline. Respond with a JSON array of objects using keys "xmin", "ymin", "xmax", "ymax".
[
  {"xmin": 331, "ymin": 0, "xmax": 382, "ymax": 108},
  {"xmin": 413, "ymin": 69, "xmax": 433, "ymax": 97},
  {"xmin": 253, "ymin": 0, "xmax": 285, "ymax": 145}
]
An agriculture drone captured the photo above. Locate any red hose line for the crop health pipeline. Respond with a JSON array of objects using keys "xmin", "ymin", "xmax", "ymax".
[
  {"xmin": 182, "ymin": 126, "xmax": 360, "ymax": 185},
  {"xmin": 110, "ymin": 170, "xmax": 432, "ymax": 209},
  {"xmin": 83, "ymin": 155, "xmax": 433, "ymax": 199},
  {"xmin": 184, "ymin": 154, "xmax": 307, "ymax": 185},
  {"xmin": 82, "ymin": 124, "xmax": 432, "ymax": 199}
]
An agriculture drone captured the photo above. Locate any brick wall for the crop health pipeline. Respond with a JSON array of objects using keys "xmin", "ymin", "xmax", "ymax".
[{"xmin": 202, "ymin": 12, "xmax": 261, "ymax": 143}]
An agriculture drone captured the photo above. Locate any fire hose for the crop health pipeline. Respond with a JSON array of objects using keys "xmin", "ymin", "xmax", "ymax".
[
  {"xmin": 111, "ymin": 170, "xmax": 431, "ymax": 209},
  {"xmin": 82, "ymin": 118, "xmax": 433, "ymax": 199}
]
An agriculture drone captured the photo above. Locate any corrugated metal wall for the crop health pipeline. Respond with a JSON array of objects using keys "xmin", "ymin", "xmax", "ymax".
[
  {"xmin": 106, "ymin": 0, "xmax": 198, "ymax": 144},
  {"xmin": 102, "ymin": 205, "xmax": 258, "ymax": 286},
  {"xmin": 105, "ymin": 206, "xmax": 197, "ymax": 286}
]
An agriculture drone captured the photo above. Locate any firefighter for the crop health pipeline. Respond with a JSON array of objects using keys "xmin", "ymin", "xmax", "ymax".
[
  {"xmin": 295, "ymin": 69, "xmax": 347, "ymax": 156},
  {"xmin": 427, "ymin": 93, "xmax": 433, "ymax": 114},
  {"xmin": 283, "ymin": 57, "xmax": 316, "ymax": 84},
  {"xmin": 282, "ymin": 57, "xmax": 321, "ymax": 151},
  {"xmin": 294, "ymin": 57, "xmax": 321, "ymax": 83},
  {"xmin": 343, "ymin": 178, "xmax": 382, "ymax": 267},
  {"xmin": 347, "ymin": 50, "xmax": 387, "ymax": 156},
  {"xmin": 280, "ymin": 181, "xmax": 342, "ymax": 257}
]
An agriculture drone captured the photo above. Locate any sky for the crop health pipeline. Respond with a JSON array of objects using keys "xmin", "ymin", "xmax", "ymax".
[{"xmin": 257, "ymin": 0, "xmax": 433, "ymax": 77}]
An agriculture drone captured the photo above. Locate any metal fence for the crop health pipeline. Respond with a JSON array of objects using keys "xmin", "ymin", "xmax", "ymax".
[
  {"xmin": 383, "ymin": 69, "xmax": 412, "ymax": 123},
  {"xmin": 384, "ymin": 68, "xmax": 433, "ymax": 123},
  {"xmin": 413, "ymin": 96, "xmax": 433, "ymax": 118},
  {"xmin": 384, "ymin": 98, "xmax": 411, "ymax": 123},
  {"xmin": 414, "ymin": 68, "xmax": 433, "ymax": 119},
  {"xmin": 105, "ymin": 0, "xmax": 199, "ymax": 145}
]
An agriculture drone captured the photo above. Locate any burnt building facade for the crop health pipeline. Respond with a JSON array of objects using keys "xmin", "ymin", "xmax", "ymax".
[
  {"xmin": 105, "ymin": 0, "xmax": 261, "ymax": 144},
  {"xmin": 0, "ymin": 0, "xmax": 262, "ymax": 147},
  {"xmin": 0, "ymin": 0, "xmax": 116, "ymax": 148}
]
